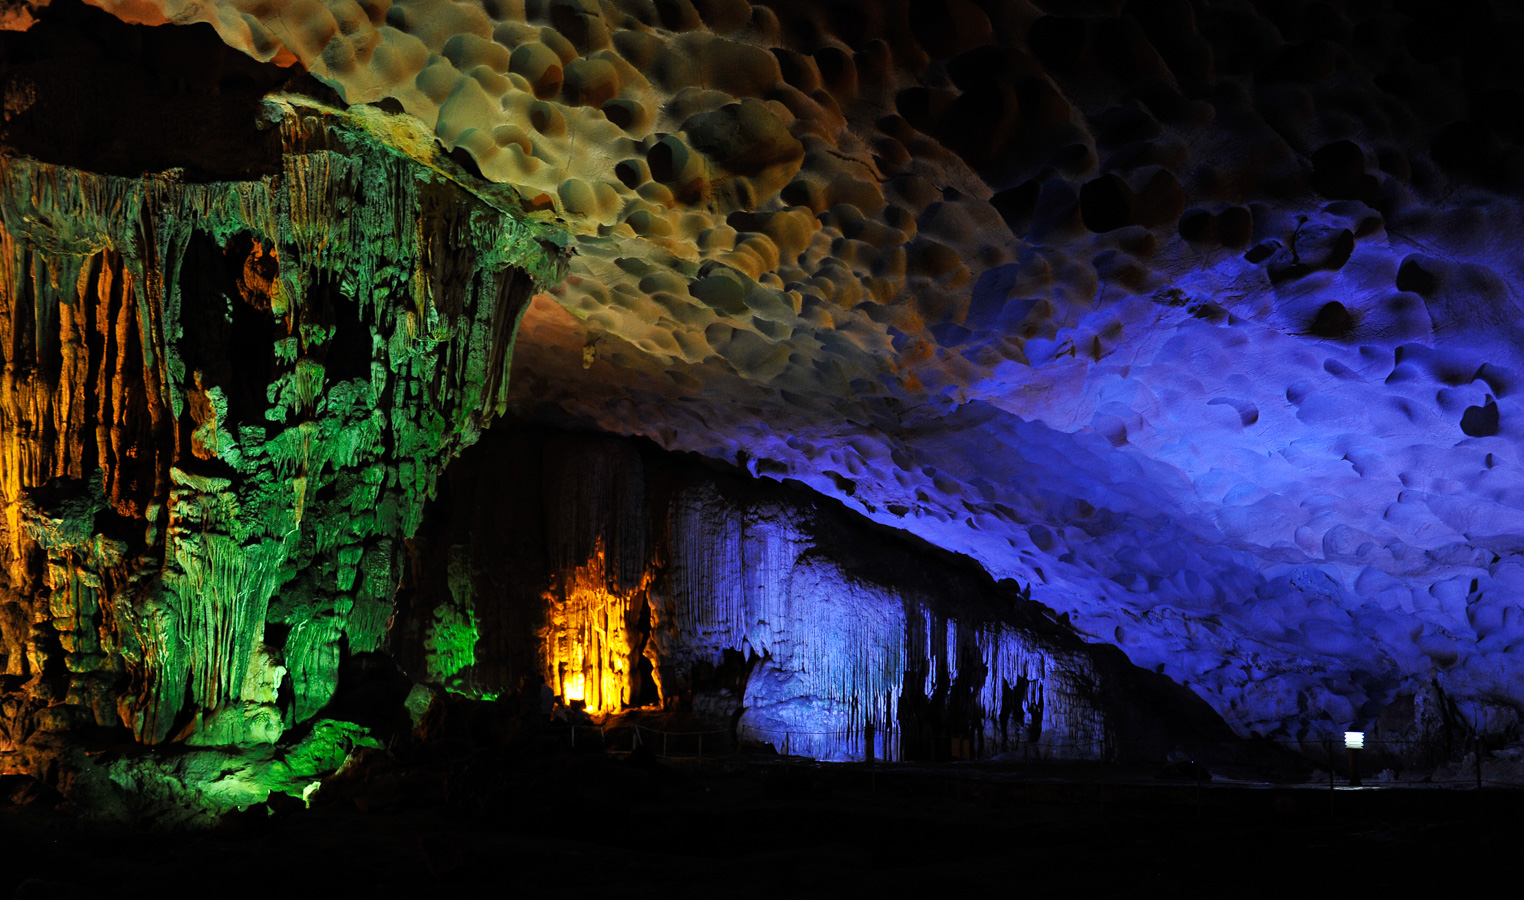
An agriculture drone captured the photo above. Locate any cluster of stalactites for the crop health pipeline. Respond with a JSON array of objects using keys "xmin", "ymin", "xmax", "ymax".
[
  {"xmin": 0, "ymin": 98, "xmax": 567, "ymax": 747},
  {"xmin": 734, "ymin": 580, "xmax": 1108, "ymax": 763},
  {"xmin": 658, "ymin": 483, "xmax": 1109, "ymax": 762},
  {"xmin": 517, "ymin": 472, "xmax": 1110, "ymax": 762},
  {"xmin": 539, "ymin": 537, "xmax": 656, "ymax": 714}
]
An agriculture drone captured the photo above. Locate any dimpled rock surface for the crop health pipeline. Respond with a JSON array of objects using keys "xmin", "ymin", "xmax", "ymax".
[{"xmin": 51, "ymin": 0, "xmax": 1524, "ymax": 742}]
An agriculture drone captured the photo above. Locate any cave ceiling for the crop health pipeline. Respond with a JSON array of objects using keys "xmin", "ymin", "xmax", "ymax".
[{"xmin": 8, "ymin": 0, "xmax": 1524, "ymax": 739}]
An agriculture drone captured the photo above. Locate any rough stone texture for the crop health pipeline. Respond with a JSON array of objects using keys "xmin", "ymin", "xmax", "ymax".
[{"xmin": 0, "ymin": 57, "xmax": 565, "ymax": 775}]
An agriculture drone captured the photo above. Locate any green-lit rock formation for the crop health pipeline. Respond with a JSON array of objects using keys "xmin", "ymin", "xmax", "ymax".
[{"xmin": 0, "ymin": 96, "xmax": 566, "ymax": 759}]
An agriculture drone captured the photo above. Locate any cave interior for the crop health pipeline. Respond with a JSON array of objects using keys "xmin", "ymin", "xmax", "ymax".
[{"xmin": 1, "ymin": 0, "xmax": 1523, "ymax": 875}]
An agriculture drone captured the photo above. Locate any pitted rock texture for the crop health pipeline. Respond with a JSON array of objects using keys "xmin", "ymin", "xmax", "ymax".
[{"xmin": 18, "ymin": 0, "xmax": 1524, "ymax": 742}]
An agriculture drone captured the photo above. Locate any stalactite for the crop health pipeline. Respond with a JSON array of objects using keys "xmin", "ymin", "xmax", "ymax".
[
  {"xmin": 538, "ymin": 537, "xmax": 655, "ymax": 714},
  {"xmin": 0, "ymin": 96, "xmax": 568, "ymax": 747}
]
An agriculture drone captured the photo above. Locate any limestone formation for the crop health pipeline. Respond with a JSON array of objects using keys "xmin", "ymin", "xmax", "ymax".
[
  {"xmin": 0, "ymin": 89, "xmax": 565, "ymax": 772},
  {"xmin": 402, "ymin": 424, "xmax": 1248, "ymax": 764}
]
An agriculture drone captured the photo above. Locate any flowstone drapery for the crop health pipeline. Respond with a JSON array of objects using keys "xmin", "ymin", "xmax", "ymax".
[{"xmin": 0, "ymin": 96, "xmax": 566, "ymax": 752}]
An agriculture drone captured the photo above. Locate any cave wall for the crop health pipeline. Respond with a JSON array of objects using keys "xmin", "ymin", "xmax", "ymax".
[
  {"xmin": 0, "ymin": 94, "xmax": 566, "ymax": 754},
  {"xmin": 403, "ymin": 423, "xmax": 1247, "ymax": 764}
]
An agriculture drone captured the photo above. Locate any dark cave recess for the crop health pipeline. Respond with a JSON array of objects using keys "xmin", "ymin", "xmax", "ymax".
[{"xmin": 0, "ymin": 0, "xmax": 340, "ymax": 178}]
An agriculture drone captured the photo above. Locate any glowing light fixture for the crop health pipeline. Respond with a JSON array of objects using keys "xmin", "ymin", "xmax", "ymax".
[{"xmin": 1344, "ymin": 730, "xmax": 1364, "ymax": 787}]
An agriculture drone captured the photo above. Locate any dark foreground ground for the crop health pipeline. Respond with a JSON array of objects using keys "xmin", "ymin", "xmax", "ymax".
[{"xmin": 2, "ymin": 745, "xmax": 1519, "ymax": 899}]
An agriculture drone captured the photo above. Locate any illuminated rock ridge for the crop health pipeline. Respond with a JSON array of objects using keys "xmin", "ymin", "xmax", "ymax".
[{"xmin": 2, "ymin": 0, "xmax": 1523, "ymax": 794}]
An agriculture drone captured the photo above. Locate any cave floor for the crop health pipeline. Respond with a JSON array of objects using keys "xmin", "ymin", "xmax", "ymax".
[{"xmin": 3, "ymin": 751, "xmax": 1518, "ymax": 897}]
